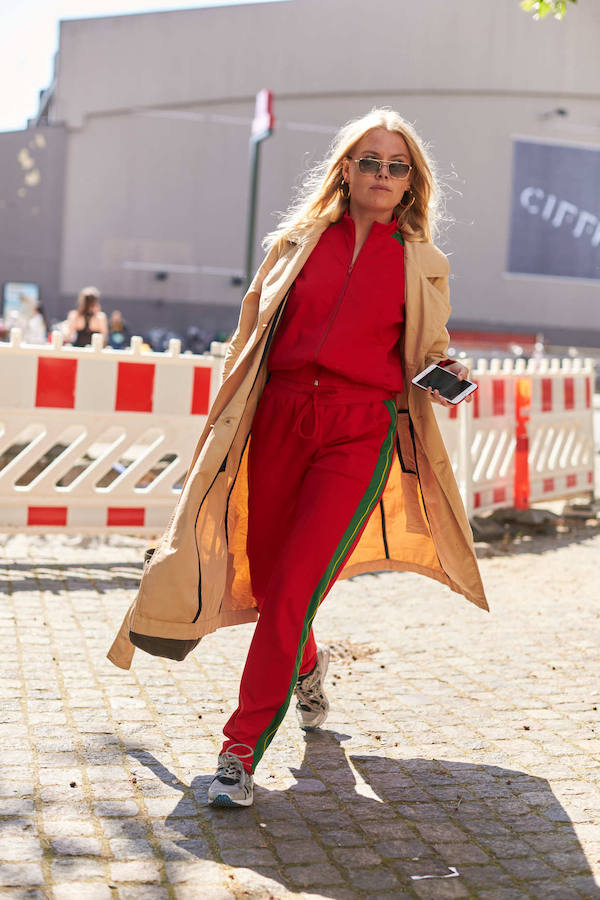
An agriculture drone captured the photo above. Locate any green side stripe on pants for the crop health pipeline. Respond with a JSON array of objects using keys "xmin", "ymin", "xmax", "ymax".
[{"xmin": 252, "ymin": 399, "xmax": 398, "ymax": 771}]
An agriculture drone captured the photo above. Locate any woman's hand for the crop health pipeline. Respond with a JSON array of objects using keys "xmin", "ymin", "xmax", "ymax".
[{"xmin": 427, "ymin": 361, "xmax": 473, "ymax": 408}]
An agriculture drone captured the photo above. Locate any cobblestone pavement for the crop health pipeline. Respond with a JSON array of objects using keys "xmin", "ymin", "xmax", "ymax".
[{"xmin": 1, "ymin": 528, "xmax": 599, "ymax": 900}]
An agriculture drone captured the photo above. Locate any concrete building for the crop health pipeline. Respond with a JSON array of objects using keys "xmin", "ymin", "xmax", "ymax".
[
  {"xmin": 0, "ymin": 125, "xmax": 66, "ymax": 323},
  {"xmin": 1, "ymin": 0, "xmax": 599, "ymax": 347}
]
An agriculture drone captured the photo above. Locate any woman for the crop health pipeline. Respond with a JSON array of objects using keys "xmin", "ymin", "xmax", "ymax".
[
  {"xmin": 108, "ymin": 109, "xmax": 488, "ymax": 809},
  {"xmin": 66, "ymin": 286, "xmax": 108, "ymax": 347}
]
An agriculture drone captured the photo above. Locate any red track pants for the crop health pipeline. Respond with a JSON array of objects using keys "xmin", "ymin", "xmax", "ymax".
[{"xmin": 222, "ymin": 368, "xmax": 398, "ymax": 772}]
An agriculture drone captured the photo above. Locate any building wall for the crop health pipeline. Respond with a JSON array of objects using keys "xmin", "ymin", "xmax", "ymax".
[
  {"xmin": 0, "ymin": 126, "xmax": 66, "ymax": 324},
  {"xmin": 31, "ymin": 0, "xmax": 600, "ymax": 340}
]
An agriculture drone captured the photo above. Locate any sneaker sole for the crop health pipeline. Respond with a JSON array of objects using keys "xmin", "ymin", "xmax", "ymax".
[
  {"xmin": 209, "ymin": 793, "xmax": 253, "ymax": 808},
  {"xmin": 299, "ymin": 708, "xmax": 329, "ymax": 730}
]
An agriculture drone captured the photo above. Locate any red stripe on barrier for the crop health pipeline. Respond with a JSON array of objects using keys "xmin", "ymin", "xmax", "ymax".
[
  {"xmin": 564, "ymin": 378, "xmax": 574, "ymax": 411},
  {"xmin": 492, "ymin": 380, "xmax": 505, "ymax": 416},
  {"xmin": 449, "ymin": 405, "xmax": 458, "ymax": 420},
  {"xmin": 191, "ymin": 367, "xmax": 211, "ymax": 415},
  {"xmin": 493, "ymin": 487, "xmax": 506, "ymax": 504},
  {"xmin": 543, "ymin": 477, "xmax": 555, "ymax": 493},
  {"xmin": 566, "ymin": 474, "xmax": 577, "ymax": 488},
  {"xmin": 474, "ymin": 492, "xmax": 481, "ymax": 508},
  {"xmin": 586, "ymin": 377, "xmax": 591, "ymax": 410},
  {"xmin": 107, "ymin": 507, "xmax": 145, "ymax": 527},
  {"xmin": 588, "ymin": 472, "xmax": 594, "ymax": 484},
  {"xmin": 541, "ymin": 378, "xmax": 553, "ymax": 413},
  {"xmin": 28, "ymin": 506, "xmax": 68, "ymax": 526},
  {"xmin": 472, "ymin": 387, "xmax": 480, "ymax": 419},
  {"xmin": 115, "ymin": 362, "xmax": 155, "ymax": 412},
  {"xmin": 35, "ymin": 358, "xmax": 77, "ymax": 409}
]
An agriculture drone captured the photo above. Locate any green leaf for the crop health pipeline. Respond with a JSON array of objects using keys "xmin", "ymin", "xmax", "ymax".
[{"xmin": 520, "ymin": 0, "xmax": 577, "ymax": 19}]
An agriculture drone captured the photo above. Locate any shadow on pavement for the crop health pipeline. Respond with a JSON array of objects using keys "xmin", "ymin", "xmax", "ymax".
[
  {"xmin": 2, "ymin": 520, "xmax": 598, "ymax": 598},
  {"xmin": 0, "ymin": 560, "xmax": 142, "ymax": 594},
  {"xmin": 475, "ymin": 527, "xmax": 600, "ymax": 562},
  {"xmin": 125, "ymin": 732, "xmax": 598, "ymax": 898}
]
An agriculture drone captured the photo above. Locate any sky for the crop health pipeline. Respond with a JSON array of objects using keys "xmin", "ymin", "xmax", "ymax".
[{"xmin": 0, "ymin": 0, "xmax": 285, "ymax": 133}]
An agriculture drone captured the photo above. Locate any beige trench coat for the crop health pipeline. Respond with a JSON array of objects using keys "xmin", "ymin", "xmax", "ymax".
[{"xmin": 108, "ymin": 217, "xmax": 488, "ymax": 670}]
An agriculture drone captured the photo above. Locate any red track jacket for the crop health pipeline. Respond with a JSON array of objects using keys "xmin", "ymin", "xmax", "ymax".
[{"xmin": 268, "ymin": 211, "xmax": 406, "ymax": 393}]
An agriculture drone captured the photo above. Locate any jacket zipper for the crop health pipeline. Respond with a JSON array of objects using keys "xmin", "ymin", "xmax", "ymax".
[{"xmin": 313, "ymin": 240, "xmax": 364, "ymax": 376}]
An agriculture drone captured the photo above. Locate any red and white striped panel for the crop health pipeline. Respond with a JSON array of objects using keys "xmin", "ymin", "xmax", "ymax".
[
  {"xmin": 472, "ymin": 485, "xmax": 511, "ymax": 511},
  {"xmin": 471, "ymin": 376, "xmax": 514, "ymax": 421},
  {"xmin": 434, "ymin": 373, "xmax": 517, "ymax": 516},
  {"xmin": 1, "ymin": 503, "xmax": 169, "ymax": 532},
  {"xmin": 435, "ymin": 376, "xmax": 510, "ymax": 422},
  {"xmin": 529, "ymin": 373, "xmax": 592, "ymax": 416},
  {"xmin": 0, "ymin": 352, "xmax": 216, "ymax": 416},
  {"xmin": 530, "ymin": 470, "xmax": 594, "ymax": 503}
]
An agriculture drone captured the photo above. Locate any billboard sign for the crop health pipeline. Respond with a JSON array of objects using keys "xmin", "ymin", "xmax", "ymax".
[
  {"xmin": 507, "ymin": 138, "xmax": 600, "ymax": 280},
  {"xmin": 2, "ymin": 282, "xmax": 40, "ymax": 319}
]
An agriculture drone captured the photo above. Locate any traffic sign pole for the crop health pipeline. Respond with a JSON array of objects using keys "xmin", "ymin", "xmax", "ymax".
[{"xmin": 245, "ymin": 90, "xmax": 275, "ymax": 290}]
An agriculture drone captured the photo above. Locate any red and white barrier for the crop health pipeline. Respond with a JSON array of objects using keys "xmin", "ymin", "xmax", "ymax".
[
  {"xmin": 0, "ymin": 330, "xmax": 224, "ymax": 534},
  {"xmin": 0, "ymin": 329, "xmax": 595, "ymax": 532},
  {"xmin": 435, "ymin": 357, "xmax": 595, "ymax": 516},
  {"xmin": 525, "ymin": 358, "xmax": 594, "ymax": 506}
]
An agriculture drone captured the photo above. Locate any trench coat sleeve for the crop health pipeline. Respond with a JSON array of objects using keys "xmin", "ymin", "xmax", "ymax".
[
  {"xmin": 221, "ymin": 244, "xmax": 281, "ymax": 383},
  {"xmin": 423, "ymin": 273, "xmax": 453, "ymax": 367},
  {"xmin": 424, "ymin": 324, "xmax": 452, "ymax": 366}
]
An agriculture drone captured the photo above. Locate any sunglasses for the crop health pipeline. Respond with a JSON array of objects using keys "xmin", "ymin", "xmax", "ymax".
[{"xmin": 352, "ymin": 157, "xmax": 412, "ymax": 179}]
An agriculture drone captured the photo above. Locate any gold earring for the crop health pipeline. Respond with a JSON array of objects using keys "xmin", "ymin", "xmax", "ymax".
[
  {"xmin": 340, "ymin": 178, "xmax": 350, "ymax": 199},
  {"xmin": 400, "ymin": 189, "xmax": 415, "ymax": 209}
]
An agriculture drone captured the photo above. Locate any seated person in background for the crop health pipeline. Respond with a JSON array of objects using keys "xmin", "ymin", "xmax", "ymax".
[
  {"xmin": 108, "ymin": 310, "xmax": 131, "ymax": 350},
  {"xmin": 6, "ymin": 294, "xmax": 48, "ymax": 344}
]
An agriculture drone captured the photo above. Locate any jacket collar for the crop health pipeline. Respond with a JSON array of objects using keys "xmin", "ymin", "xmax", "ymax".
[
  {"xmin": 336, "ymin": 208, "xmax": 400, "ymax": 241},
  {"xmin": 294, "ymin": 216, "xmax": 447, "ymax": 276}
]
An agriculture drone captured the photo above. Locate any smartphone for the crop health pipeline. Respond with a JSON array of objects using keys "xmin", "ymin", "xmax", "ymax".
[{"xmin": 411, "ymin": 364, "xmax": 478, "ymax": 404}]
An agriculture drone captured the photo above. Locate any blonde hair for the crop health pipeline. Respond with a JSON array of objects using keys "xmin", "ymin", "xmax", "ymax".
[{"xmin": 264, "ymin": 108, "xmax": 441, "ymax": 253}]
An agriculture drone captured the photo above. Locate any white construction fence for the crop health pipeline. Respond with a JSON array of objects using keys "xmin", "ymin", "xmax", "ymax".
[
  {"xmin": 0, "ymin": 330, "xmax": 224, "ymax": 534},
  {"xmin": 434, "ymin": 356, "xmax": 595, "ymax": 516},
  {"xmin": 0, "ymin": 331, "xmax": 595, "ymax": 534}
]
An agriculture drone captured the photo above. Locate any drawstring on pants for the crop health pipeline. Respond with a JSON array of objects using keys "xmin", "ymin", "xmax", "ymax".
[
  {"xmin": 271, "ymin": 367, "xmax": 396, "ymax": 442},
  {"xmin": 294, "ymin": 391, "xmax": 320, "ymax": 440}
]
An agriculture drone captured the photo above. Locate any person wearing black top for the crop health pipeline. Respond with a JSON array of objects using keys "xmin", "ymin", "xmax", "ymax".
[{"xmin": 66, "ymin": 286, "xmax": 108, "ymax": 347}]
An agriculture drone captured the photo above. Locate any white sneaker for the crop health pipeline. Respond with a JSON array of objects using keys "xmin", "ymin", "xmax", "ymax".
[
  {"xmin": 207, "ymin": 745, "xmax": 254, "ymax": 807},
  {"xmin": 294, "ymin": 644, "xmax": 330, "ymax": 730}
]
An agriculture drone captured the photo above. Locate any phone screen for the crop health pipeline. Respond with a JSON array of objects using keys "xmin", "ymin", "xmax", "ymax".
[{"xmin": 413, "ymin": 366, "xmax": 473, "ymax": 400}]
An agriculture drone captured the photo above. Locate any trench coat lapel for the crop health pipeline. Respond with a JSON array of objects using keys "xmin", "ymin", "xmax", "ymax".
[
  {"xmin": 403, "ymin": 240, "xmax": 451, "ymax": 382},
  {"xmin": 208, "ymin": 224, "xmax": 329, "ymax": 422},
  {"xmin": 258, "ymin": 221, "xmax": 329, "ymax": 322}
]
